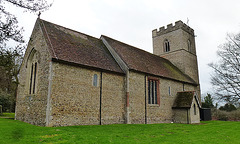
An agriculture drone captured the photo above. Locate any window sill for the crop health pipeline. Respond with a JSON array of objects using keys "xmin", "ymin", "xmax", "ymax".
[
  {"xmin": 27, "ymin": 94, "xmax": 36, "ymax": 96},
  {"xmin": 148, "ymin": 104, "xmax": 160, "ymax": 107}
]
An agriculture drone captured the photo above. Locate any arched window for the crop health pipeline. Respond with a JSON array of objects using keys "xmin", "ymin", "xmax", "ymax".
[
  {"xmin": 164, "ymin": 39, "xmax": 170, "ymax": 52},
  {"xmin": 33, "ymin": 62, "xmax": 37, "ymax": 94},
  {"xmin": 29, "ymin": 64, "xmax": 34, "ymax": 94},
  {"xmin": 187, "ymin": 39, "xmax": 191, "ymax": 52},
  {"xmin": 93, "ymin": 74, "xmax": 98, "ymax": 87},
  {"xmin": 194, "ymin": 104, "xmax": 196, "ymax": 115},
  {"xmin": 27, "ymin": 48, "xmax": 38, "ymax": 95}
]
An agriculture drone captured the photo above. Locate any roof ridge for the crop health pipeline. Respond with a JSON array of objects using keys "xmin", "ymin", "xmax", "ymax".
[
  {"xmin": 101, "ymin": 35, "xmax": 156, "ymax": 56},
  {"xmin": 40, "ymin": 18, "xmax": 100, "ymax": 41},
  {"xmin": 101, "ymin": 35, "xmax": 182, "ymax": 65}
]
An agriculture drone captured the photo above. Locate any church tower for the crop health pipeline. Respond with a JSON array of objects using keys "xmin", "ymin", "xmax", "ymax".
[{"xmin": 152, "ymin": 20, "xmax": 199, "ymax": 85}]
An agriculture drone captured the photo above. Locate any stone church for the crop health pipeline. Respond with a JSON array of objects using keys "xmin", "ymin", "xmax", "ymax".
[{"xmin": 15, "ymin": 18, "xmax": 201, "ymax": 127}]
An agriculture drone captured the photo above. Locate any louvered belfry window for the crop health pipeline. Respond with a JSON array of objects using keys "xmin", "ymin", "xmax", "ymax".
[{"xmin": 164, "ymin": 39, "xmax": 170, "ymax": 52}]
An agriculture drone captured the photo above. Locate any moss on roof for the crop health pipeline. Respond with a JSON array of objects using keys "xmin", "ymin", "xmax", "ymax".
[
  {"xmin": 36, "ymin": 18, "xmax": 198, "ymax": 84},
  {"xmin": 172, "ymin": 91, "xmax": 195, "ymax": 109},
  {"xmin": 38, "ymin": 19, "xmax": 124, "ymax": 74},
  {"xmin": 102, "ymin": 36, "xmax": 196, "ymax": 85}
]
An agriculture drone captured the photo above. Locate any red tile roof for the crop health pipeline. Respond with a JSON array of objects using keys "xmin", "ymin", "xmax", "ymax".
[
  {"xmin": 37, "ymin": 18, "xmax": 197, "ymax": 84},
  {"xmin": 102, "ymin": 36, "xmax": 196, "ymax": 84},
  {"xmin": 38, "ymin": 19, "xmax": 124, "ymax": 74}
]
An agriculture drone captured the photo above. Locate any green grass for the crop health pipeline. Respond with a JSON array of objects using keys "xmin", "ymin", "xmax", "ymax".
[
  {"xmin": 0, "ymin": 114, "xmax": 240, "ymax": 144},
  {"xmin": 0, "ymin": 113, "xmax": 15, "ymax": 118}
]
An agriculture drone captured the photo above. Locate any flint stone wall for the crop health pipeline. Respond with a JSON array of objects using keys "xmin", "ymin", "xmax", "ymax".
[
  {"xmin": 48, "ymin": 62, "xmax": 125, "ymax": 126},
  {"xmin": 128, "ymin": 71, "xmax": 199, "ymax": 124},
  {"xmin": 15, "ymin": 20, "xmax": 51, "ymax": 126}
]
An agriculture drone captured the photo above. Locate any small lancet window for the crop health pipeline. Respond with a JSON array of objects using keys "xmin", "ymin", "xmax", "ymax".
[
  {"xmin": 29, "ymin": 62, "xmax": 37, "ymax": 94},
  {"xmin": 33, "ymin": 62, "xmax": 37, "ymax": 94},
  {"xmin": 93, "ymin": 74, "xmax": 98, "ymax": 87},
  {"xmin": 29, "ymin": 64, "xmax": 34, "ymax": 94},
  {"xmin": 194, "ymin": 104, "xmax": 196, "ymax": 115},
  {"xmin": 188, "ymin": 39, "xmax": 191, "ymax": 52},
  {"xmin": 168, "ymin": 86, "xmax": 171, "ymax": 96},
  {"xmin": 164, "ymin": 39, "xmax": 170, "ymax": 52}
]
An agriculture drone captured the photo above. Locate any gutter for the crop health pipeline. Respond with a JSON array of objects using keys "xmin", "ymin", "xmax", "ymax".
[
  {"xmin": 129, "ymin": 69, "xmax": 198, "ymax": 86},
  {"xmin": 51, "ymin": 58, "xmax": 125, "ymax": 76}
]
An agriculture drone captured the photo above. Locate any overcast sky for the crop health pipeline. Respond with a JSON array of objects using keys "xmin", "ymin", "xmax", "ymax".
[{"xmin": 10, "ymin": 0, "xmax": 240, "ymax": 96}]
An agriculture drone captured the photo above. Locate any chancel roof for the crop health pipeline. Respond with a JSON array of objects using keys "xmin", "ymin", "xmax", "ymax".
[{"xmin": 38, "ymin": 19, "xmax": 124, "ymax": 74}]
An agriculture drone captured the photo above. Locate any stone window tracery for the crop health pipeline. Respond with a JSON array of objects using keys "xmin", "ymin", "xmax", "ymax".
[
  {"xmin": 29, "ymin": 62, "xmax": 38, "ymax": 94},
  {"xmin": 27, "ymin": 48, "xmax": 38, "ymax": 95}
]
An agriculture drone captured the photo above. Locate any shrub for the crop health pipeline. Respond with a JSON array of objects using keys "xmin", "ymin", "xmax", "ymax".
[
  {"xmin": 230, "ymin": 110, "xmax": 240, "ymax": 120},
  {"xmin": 0, "ymin": 90, "xmax": 15, "ymax": 112},
  {"xmin": 0, "ymin": 105, "xmax": 2, "ymax": 116},
  {"xmin": 219, "ymin": 103, "xmax": 237, "ymax": 112},
  {"xmin": 212, "ymin": 108, "xmax": 240, "ymax": 121},
  {"xmin": 217, "ymin": 111, "xmax": 228, "ymax": 121}
]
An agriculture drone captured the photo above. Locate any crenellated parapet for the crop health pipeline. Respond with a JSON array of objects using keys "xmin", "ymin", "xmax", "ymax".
[{"xmin": 152, "ymin": 20, "xmax": 194, "ymax": 37}]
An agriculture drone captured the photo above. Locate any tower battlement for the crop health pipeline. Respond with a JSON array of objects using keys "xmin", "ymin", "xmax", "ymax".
[{"xmin": 152, "ymin": 20, "xmax": 194, "ymax": 37}]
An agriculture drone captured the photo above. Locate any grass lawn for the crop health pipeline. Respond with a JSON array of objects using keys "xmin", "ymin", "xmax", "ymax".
[
  {"xmin": 0, "ymin": 113, "xmax": 15, "ymax": 118},
  {"xmin": 0, "ymin": 114, "xmax": 239, "ymax": 144}
]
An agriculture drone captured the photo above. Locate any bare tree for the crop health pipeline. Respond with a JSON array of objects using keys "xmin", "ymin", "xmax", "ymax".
[
  {"xmin": 0, "ymin": 0, "xmax": 52, "ymax": 112},
  {"xmin": 209, "ymin": 33, "xmax": 240, "ymax": 104},
  {"xmin": 0, "ymin": 45, "xmax": 24, "ymax": 112},
  {"xmin": 0, "ymin": 0, "xmax": 52, "ymax": 46}
]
